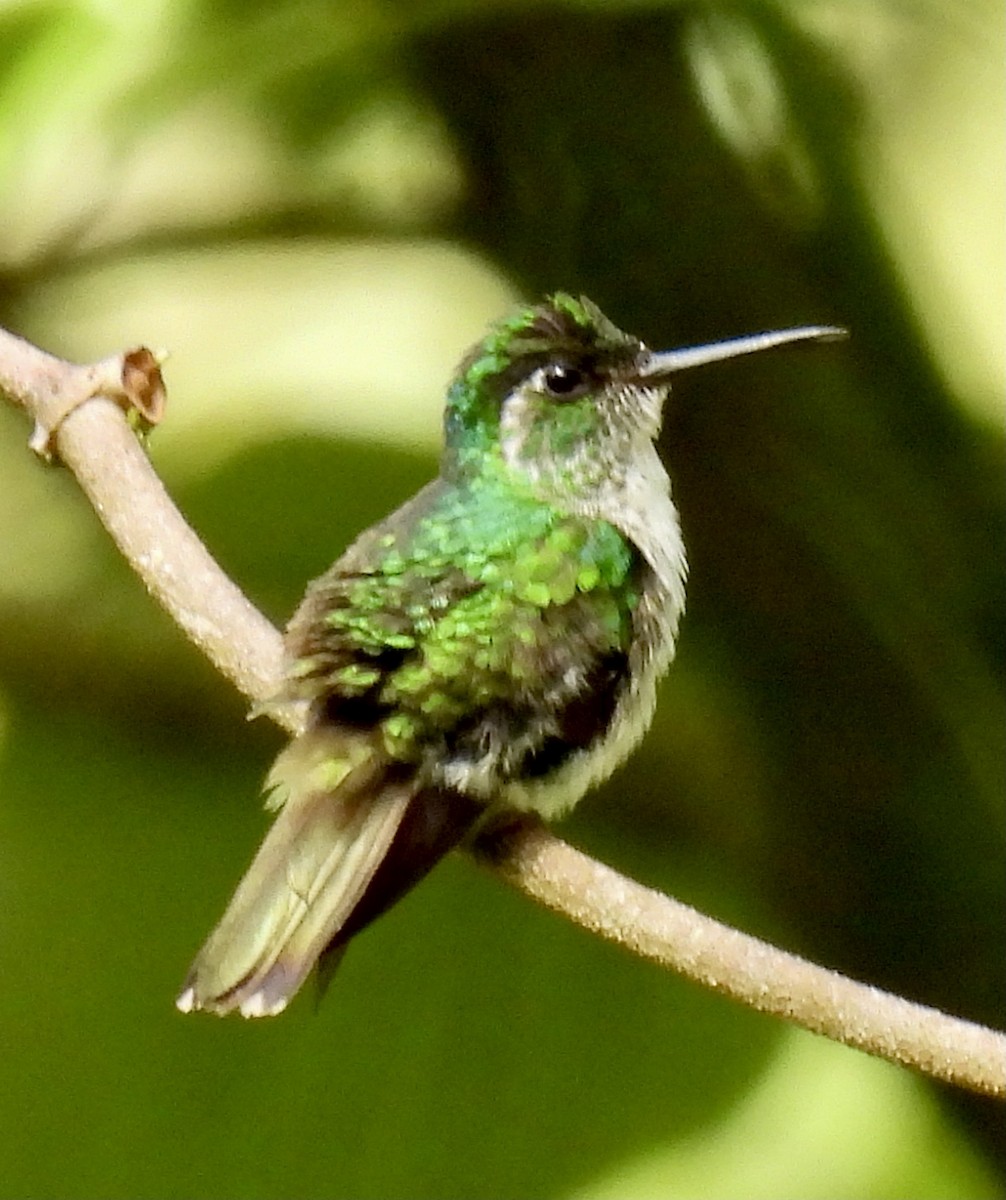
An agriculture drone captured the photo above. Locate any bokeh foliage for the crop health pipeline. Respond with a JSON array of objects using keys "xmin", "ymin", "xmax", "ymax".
[{"xmin": 1, "ymin": 1, "xmax": 1002, "ymax": 1197}]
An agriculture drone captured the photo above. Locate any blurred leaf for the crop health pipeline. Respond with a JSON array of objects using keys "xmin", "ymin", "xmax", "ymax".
[{"xmin": 573, "ymin": 1033, "xmax": 1003, "ymax": 1200}]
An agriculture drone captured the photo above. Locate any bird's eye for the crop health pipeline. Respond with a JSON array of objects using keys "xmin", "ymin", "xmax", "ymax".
[{"xmin": 538, "ymin": 364, "xmax": 587, "ymax": 398}]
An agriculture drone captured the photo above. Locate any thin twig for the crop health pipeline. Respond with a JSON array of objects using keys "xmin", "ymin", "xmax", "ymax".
[
  {"xmin": 1, "ymin": 324, "xmax": 1003, "ymax": 1098},
  {"xmin": 479, "ymin": 820, "xmax": 1006, "ymax": 1097}
]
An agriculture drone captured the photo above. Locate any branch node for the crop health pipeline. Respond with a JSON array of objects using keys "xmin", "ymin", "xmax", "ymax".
[{"xmin": 28, "ymin": 345, "xmax": 168, "ymax": 463}]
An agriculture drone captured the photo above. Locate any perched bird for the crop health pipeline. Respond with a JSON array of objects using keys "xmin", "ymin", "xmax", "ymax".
[{"xmin": 177, "ymin": 293, "xmax": 840, "ymax": 1017}]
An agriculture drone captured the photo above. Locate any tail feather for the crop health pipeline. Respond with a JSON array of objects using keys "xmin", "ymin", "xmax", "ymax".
[
  {"xmin": 177, "ymin": 732, "xmax": 414, "ymax": 1017},
  {"xmin": 312, "ymin": 785, "xmax": 484, "ymax": 1004}
]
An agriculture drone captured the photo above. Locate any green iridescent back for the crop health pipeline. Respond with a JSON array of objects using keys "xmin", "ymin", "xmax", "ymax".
[{"xmin": 284, "ymin": 474, "xmax": 640, "ymax": 780}]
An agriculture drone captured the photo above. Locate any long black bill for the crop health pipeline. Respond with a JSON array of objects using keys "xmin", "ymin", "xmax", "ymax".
[{"xmin": 639, "ymin": 325, "xmax": 846, "ymax": 379}]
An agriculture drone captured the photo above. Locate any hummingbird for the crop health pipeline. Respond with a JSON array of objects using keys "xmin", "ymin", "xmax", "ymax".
[{"xmin": 177, "ymin": 293, "xmax": 841, "ymax": 1017}]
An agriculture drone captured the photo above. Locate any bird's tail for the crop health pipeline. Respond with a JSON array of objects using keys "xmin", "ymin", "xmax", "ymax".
[{"xmin": 177, "ymin": 728, "xmax": 418, "ymax": 1017}]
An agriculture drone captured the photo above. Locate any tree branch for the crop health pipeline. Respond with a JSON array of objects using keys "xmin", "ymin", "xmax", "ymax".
[{"xmin": 2, "ymin": 324, "xmax": 1003, "ymax": 1099}]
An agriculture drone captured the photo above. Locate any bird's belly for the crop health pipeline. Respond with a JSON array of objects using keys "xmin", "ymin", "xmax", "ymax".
[{"xmin": 495, "ymin": 665, "xmax": 660, "ymax": 819}]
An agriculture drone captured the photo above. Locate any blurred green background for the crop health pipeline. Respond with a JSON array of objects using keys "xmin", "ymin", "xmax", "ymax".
[{"xmin": 1, "ymin": 1, "xmax": 1003, "ymax": 1198}]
